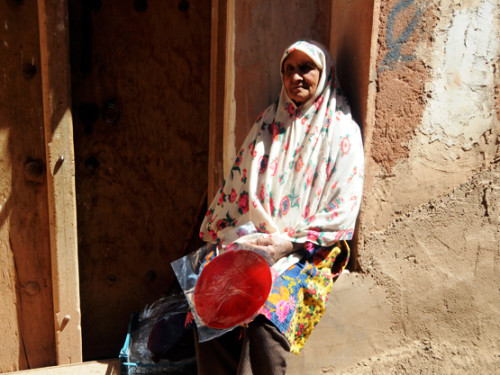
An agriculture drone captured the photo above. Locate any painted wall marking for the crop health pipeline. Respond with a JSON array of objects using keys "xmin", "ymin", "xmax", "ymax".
[{"xmin": 379, "ymin": 0, "xmax": 424, "ymax": 73}]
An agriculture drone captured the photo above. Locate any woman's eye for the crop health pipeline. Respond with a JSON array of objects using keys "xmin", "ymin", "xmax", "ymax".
[{"xmin": 299, "ymin": 65, "xmax": 313, "ymax": 74}]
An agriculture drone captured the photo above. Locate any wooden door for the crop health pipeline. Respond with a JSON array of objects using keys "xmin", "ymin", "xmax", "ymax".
[{"xmin": 69, "ymin": 0, "xmax": 211, "ymax": 359}]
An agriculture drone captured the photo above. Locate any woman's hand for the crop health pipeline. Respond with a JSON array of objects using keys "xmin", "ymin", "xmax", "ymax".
[{"xmin": 246, "ymin": 235, "xmax": 299, "ymax": 262}]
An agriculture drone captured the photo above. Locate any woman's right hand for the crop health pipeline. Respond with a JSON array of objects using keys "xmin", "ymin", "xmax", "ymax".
[{"xmin": 244, "ymin": 235, "xmax": 300, "ymax": 262}]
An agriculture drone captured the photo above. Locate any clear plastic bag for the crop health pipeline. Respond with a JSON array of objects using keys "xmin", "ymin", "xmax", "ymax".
[
  {"xmin": 171, "ymin": 222, "xmax": 307, "ymax": 343},
  {"xmin": 171, "ymin": 244, "xmax": 234, "ymax": 342},
  {"xmin": 171, "ymin": 222, "xmax": 277, "ymax": 342},
  {"xmin": 128, "ymin": 293, "xmax": 192, "ymax": 364}
]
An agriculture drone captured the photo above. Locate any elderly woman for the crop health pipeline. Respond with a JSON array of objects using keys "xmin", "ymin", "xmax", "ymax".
[{"xmin": 195, "ymin": 40, "xmax": 364, "ymax": 375}]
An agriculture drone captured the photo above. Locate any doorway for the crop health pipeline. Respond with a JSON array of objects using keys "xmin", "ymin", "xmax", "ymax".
[{"xmin": 69, "ymin": 0, "xmax": 211, "ymax": 359}]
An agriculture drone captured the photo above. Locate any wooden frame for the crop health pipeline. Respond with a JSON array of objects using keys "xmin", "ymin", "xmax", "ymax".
[
  {"xmin": 37, "ymin": 0, "xmax": 82, "ymax": 365},
  {"xmin": 208, "ymin": 0, "xmax": 228, "ymax": 200}
]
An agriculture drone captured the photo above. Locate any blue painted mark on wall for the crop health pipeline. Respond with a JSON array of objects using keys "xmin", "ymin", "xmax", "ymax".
[{"xmin": 379, "ymin": 0, "xmax": 424, "ymax": 74}]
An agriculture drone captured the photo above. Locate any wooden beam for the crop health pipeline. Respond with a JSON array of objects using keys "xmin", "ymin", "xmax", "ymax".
[
  {"xmin": 4, "ymin": 360, "xmax": 120, "ymax": 375},
  {"xmin": 37, "ymin": 0, "xmax": 82, "ymax": 364},
  {"xmin": 208, "ymin": 0, "xmax": 228, "ymax": 201}
]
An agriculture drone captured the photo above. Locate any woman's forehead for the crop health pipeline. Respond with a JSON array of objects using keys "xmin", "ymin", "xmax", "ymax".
[{"xmin": 282, "ymin": 50, "xmax": 319, "ymax": 68}]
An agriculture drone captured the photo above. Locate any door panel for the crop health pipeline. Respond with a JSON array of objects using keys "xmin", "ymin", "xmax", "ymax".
[{"xmin": 69, "ymin": 0, "xmax": 210, "ymax": 359}]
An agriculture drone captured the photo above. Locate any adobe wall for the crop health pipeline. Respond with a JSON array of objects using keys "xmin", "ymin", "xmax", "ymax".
[{"xmin": 289, "ymin": 0, "xmax": 500, "ymax": 373}]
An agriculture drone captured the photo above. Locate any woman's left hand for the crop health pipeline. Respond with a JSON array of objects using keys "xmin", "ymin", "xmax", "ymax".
[{"xmin": 246, "ymin": 235, "xmax": 297, "ymax": 262}]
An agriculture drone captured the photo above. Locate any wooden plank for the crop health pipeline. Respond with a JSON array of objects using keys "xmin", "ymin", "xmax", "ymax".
[
  {"xmin": 37, "ymin": 0, "xmax": 82, "ymax": 365},
  {"xmin": 0, "ymin": 0, "xmax": 57, "ymax": 370},
  {"xmin": 208, "ymin": 0, "xmax": 228, "ymax": 200},
  {"xmin": 4, "ymin": 359, "xmax": 120, "ymax": 375},
  {"xmin": 222, "ymin": 0, "xmax": 236, "ymax": 178}
]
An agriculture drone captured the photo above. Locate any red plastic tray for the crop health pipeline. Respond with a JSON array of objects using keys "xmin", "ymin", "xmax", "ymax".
[{"xmin": 193, "ymin": 250, "xmax": 272, "ymax": 329}]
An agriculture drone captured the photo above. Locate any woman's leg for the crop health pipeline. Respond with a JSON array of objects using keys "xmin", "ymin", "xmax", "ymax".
[
  {"xmin": 194, "ymin": 327, "xmax": 243, "ymax": 375},
  {"xmin": 237, "ymin": 316, "xmax": 290, "ymax": 375}
]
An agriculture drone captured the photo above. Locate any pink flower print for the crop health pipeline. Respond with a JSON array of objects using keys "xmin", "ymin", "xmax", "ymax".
[
  {"xmin": 199, "ymin": 231, "xmax": 204, "ymax": 239},
  {"xmin": 303, "ymin": 204, "xmax": 310, "ymax": 219},
  {"xmin": 305, "ymin": 165, "xmax": 314, "ymax": 187},
  {"xmin": 259, "ymin": 307, "xmax": 272, "ymax": 320},
  {"xmin": 295, "ymin": 156, "xmax": 304, "ymax": 172},
  {"xmin": 276, "ymin": 300, "xmax": 291, "ymax": 323},
  {"xmin": 270, "ymin": 158, "xmax": 278, "ymax": 176},
  {"xmin": 313, "ymin": 95, "xmax": 324, "ymax": 110},
  {"xmin": 284, "ymin": 227, "xmax": 295, "ymax": 236},
  {"xmin": 301, "ymin": 117, "xmax": 307, "ymax": 125},
  {"xmin": 229, "ymin": 188, "xmax": 237, "ymax": 202},
  {"xmin": 326, "ymin": 160, "xmax": 333, "ymax": 180},
  {"xmin": 271, "ymin": 121, "xmax": 280, "ymax": 140},
  {"xmin": 335, "ymin": 229, "xmax": 346, "ymax": 241},
  {"xmin": 259, "ymin": 184, "xmax": 266, "ymax": 202},
  {"xmin": 208, "ymin": 230, "xmax": 217, "ymax": 241},
  {"xmin": 306, "ymin": 215, "xmax": 316, "ymax": 224},
  {"xmin": 252, "ymin": 200, "xmax": 258, "ymax": 208},
  {"xmin": 238, "ymin": 192, "xmax": 249, "ymax": 214},
  {"xmin": 218, "ymin": 191, "xmax": 225, "ymax": 205},
  {"xmin": 286, "ymin": 103, "xmax": 295, "ymax": 117},
  {"xmin": 307, "ymin": 228, "xmax": 320, "ymax": 242},
  {"xmin": 304, "ymin": 242, "xmax": 314, "ymax": 253},
  {"xmin": 340, "ymin": 136, "xmax": 351, "ymax": 155}
]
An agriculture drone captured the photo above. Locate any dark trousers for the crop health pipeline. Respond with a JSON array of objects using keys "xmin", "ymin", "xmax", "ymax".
[{"xmin": 194, "ymin": 316, "xmax": 290, "ymax": 375}]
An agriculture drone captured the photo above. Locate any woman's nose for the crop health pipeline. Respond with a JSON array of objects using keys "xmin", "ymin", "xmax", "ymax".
[{"xmin": 292, "ymin": 72, "xmax": 302, "ymax": 81}]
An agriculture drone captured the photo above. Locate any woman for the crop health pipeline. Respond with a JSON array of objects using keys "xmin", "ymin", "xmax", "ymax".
[{"xmin": 195, "ymin": 40, "xmax": 364, "ymax": 374}]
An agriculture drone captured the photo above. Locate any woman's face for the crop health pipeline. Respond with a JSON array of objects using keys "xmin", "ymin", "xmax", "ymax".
[{"xmin": 282, "ymin": 50, "xmax": 321, "ymax": 105}]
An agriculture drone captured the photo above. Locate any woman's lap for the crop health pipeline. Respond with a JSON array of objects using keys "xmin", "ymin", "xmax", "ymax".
[{"xmin": 195, "ymin": 315, "xmax": 290, "ymax": 375}]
